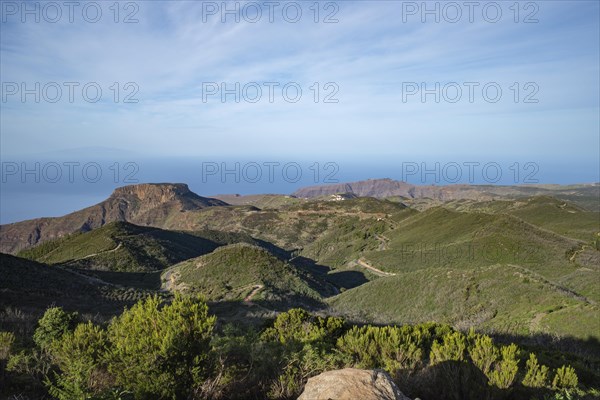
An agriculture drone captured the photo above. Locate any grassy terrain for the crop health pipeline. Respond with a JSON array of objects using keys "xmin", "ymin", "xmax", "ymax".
[
  {"xmin": 443, "ymin": 196, "xmax": 599, "ymax": 242},
  {"xmin": 17, "ymin": 221, "xmax": 220, "ymax": 272},
  {"xmin": 0, "ymin": 253, "xmax": 154, "ymax": 330},
  {"xmin": 162, "ymin": 243, "xmax": 334, "ymax": 309},
  {"xmin": 327, "ymin": 264, "xmax": 599, "ymax": 340}
]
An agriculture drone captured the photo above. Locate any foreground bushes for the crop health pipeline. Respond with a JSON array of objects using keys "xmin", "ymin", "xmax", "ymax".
[{"xmin": 1, "ymin": 297, "xmax": 593, "ymax": 400}]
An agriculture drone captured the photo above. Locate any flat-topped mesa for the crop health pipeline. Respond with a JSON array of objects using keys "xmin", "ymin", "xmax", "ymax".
[
  {"xmin": 110, "ymin": 183, "xmax": 194, "ymax": 202},
  {"xmin": 108, "ymin": 183, "xmax": 227, "ymax": 216},
  {"xmin": 0, "ymin": 183, "xmax": 227, "ymax": 254}
]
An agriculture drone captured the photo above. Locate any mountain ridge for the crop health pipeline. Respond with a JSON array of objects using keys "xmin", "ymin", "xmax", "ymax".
[
  {"xmin": 292, "ymin": 178, "xmax": 600, "ymax": 202},
  {"xmin": 2, "ymin": 180, "xmax": 598, "ymax": 254}
]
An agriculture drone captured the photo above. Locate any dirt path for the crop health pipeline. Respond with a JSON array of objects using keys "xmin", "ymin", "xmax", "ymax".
[
  {"xmin": 161, "ymin": 268, "xmax": 177, "ymax": 291},
  {"xmin": 569, "ymin": 244, "xmax": 591, "ymax": 262},
  {"xmin": 356, "ymin": 259, "xmax": 396, "ymax": 277},
  {"xmin": 243, "ymin": 284, "xmax": 264, "ymax": 305},
  {"xmin": 77, "ymin": 242, "xmax": 123, "ymax": 260},
  {"xmin": 374, "ymin": 235, "xmax": 389, "ymax": 251},
  {"xmin": 529, "ymin": 312, "xmax": 547, "ymax": 332}
]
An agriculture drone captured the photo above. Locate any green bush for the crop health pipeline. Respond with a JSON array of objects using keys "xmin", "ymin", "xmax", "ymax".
[
  {"xmin": 268, "ymin": 342, "xmax": 340, "ymax": 400},
  {"xmin": 468, "ymin": 334, "xmax": 499, "ymax": 377},
  {"xmin": 552, "ymin": 365, "xmax": 578, "ymax": 390},
  {"xmin": 106, "ymin": 294, "xmax": 216, "ymax": 399},
  {"xmin": 3, "ymin": 301, "xmax": 592, "ymax": 400},
  {"xmin": 33, "ymin": 307, "xmax": 78, "ymax": 350},
  {"xmin": 430, "ymin": 331, "xmax": 467, "ymax": 364},
  {"xmin": 522, "ymin": 353, "xmax": 549, "ymax": 388},
  {"xmin": 6, "ymin": 347, "xmax": 54, "ymax": 391},
  {"xmin": 0, "ymin": 331, "xmax": 15, "ymax": 361},
  {"xmin": 261, "ymin": 308, "xmax": 344, "ymax": 346},
  {"xmin": 0, "ymin": 330, "xmax": 15, "ymax": 385},
  {"xmin": 488, "ymin": 343, "xmax": 520, "ymax": 389},
  {"xmin": 261, "ymin": 309, "xmax": 345, "ymax": 399},
  {"xmin": 337, "ymin": 325, "xmax": 424, "ymax": 374},
  {"xmin": 46, "ymin": 322, "xmax": 109, "ymax": 400}
]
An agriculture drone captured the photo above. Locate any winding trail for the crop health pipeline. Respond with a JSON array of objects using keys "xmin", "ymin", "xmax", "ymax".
[
  {"xmin": 530, "ymin": 312, "xmax": 547, "ymax": 332},
  {"xmin": 569, "ymin": 244, "xmax": 592, "ymax": 263},
  {"xmin": 243, "ymin": 284, "xmax": 264, "ymax": 305},
  {"xmin": 77, "ymin": 242, "xmax": 123, "ymax": 260},
  {"xmin": 374, "ymin": 235, "xmax": 389, "ymax": 251},
  {"xmin": 356, "ymin": 259, "xmax": 396, "ymax": 277}
]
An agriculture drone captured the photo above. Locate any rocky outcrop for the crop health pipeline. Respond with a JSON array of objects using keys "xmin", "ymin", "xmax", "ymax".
[
  {"xmin": 297, "ymin": 368, "xmax": 411, "ymax": 400},
  {"xmin": 0, "ymin": 183, "xmax": 227, "ymax": 254}
]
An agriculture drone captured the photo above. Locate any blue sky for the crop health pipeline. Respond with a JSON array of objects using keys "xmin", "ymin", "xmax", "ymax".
[{"xmin": 0, "ymin": 1, "xmax": 599, "ymax": 176}]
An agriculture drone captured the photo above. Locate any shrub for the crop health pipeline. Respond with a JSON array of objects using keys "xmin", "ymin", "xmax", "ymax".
[
  {"xmin": 522, "ymin": 353, "xmax": 549, "ymax": 388},
  {"xmin": 0, "ymin": 331, "xmax": 15, "ymax": 361},
  {"xmin": 268, "ymin": 343, "xmax": 340, "ymax": 400},
  {"xmin": 552, "ymin": 365, "xmax": 578, "ymax": 390},
  {"xmin": 106, "ymin": 294, "xmax": 216, "ymax": 399},
  {"xmin": 46, "ymin": 322, "xmax": 110, "ymax": 400},
  {"xmin": 261, "ymin": 309, "xmax": 345, "ymax": 399},
  {"xmin": 0, "ymin": 331, "xmax": 15, "ymax": 384},
  {"xmin": 430, "ymin": 331, "xmax": 467, "ymax": 365},
  {"xmin": 6, "ymin": 348, "xmax": 53, "ymax": 380},
  {"xmin": 468, "ymin": 334, "xmax": 499, "ymax": 377},
  {"xmin": 337, "ymin": 325, "xmax": 424, "ymax": 374},
  {"xmin": 488, "ymin": 343, "xmax": 520, "ymax": 389},
  {"xmin": 33, "ymin": 307, "xmax": 78, "ymax": 350},
  {"xmin": 261, "ymin": 308, "xmax": 344, "ymax": 347}
]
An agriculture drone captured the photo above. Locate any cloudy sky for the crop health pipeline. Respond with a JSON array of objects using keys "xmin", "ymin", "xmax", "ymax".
[{"xmin": 1, "ymin": 1, "xmax": 598, "ymax": 160}]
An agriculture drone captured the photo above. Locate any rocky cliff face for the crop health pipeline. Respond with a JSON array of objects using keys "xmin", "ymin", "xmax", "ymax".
[
  {"xmin": 111, "ymin": 183, "xmax": 201, "ymax": 205},
  {"xmin": 0, "ymin": 183, "xmax": 227, "ymax": 254}
]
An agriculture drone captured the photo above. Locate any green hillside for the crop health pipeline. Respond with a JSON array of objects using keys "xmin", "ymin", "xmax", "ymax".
[
  {"xmin": 162, "ymin": 243, "xmax": 332, "ymax": 309},
  {"xmin": 0, "ymin": 253, "xmax": 146, "ymax": 317},
  {"xmin": 508, "ymin": 196, "xmax": 600, "ymax": 242},
  {"xmin": 327, "ymin": 264, "xmax": 599, "ymax": 340},
  {"xmin": 16, "ymin": 221, "xmax": 219, "ymax": 272},
  {"xmin": 442, "ymin": 196, "xmax": 599, "ymax": 242}
]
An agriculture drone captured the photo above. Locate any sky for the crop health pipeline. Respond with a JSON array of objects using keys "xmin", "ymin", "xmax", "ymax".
[{"xmin": 0, "ymin": 0, "xmax": 599, "ymax": 222}]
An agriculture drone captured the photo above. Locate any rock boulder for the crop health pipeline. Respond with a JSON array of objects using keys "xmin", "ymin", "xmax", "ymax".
[{"xmin": 297, "ymin": 368, "xmax": 411, "ymax": 400}]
